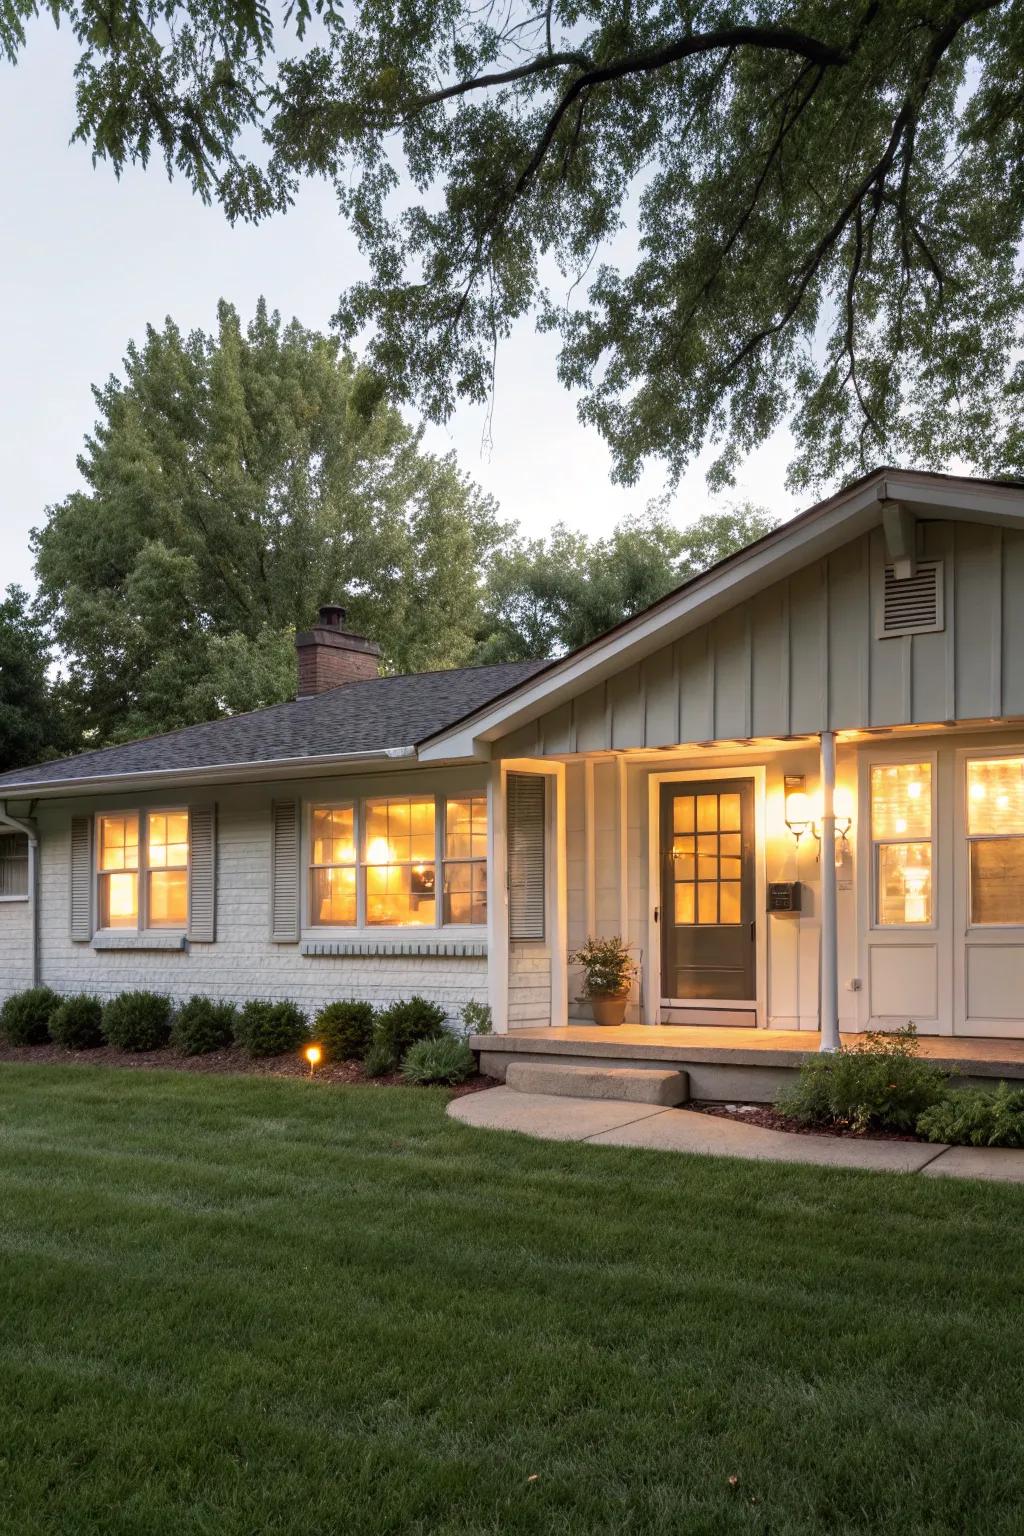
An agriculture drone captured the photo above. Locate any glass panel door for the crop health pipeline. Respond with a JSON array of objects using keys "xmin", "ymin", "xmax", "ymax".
[{"xmin": 660, "ymin": 780, "xmax": 755, "ymax": 1002}]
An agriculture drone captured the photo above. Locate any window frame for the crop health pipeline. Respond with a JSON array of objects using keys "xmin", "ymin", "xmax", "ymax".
[
  {"xmin": 0, "ymin": 832, "xmax": 29, "ymax": 903},
  {"xmin": 305, "ymin": 792, "xmax": 488, "ymax": 932},
  {"xmin": 964, "ymin": 750, "xmax": 1024, "ymax": 931},
  {"xmin": 868, "ymin": 755, "xmax": 938, "ymax": 931},
  {"xmin": 94, "ymin": 809, "xmax": 190, "ymax": 934}
]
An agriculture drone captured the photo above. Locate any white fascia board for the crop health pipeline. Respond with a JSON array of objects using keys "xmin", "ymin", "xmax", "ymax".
[
  {"xmin": 0, "ymin": 745, "xmax": 419, "ymax": 801},
  {"xmin": 418, "ymin": 470, "xmax": 1024, "ymax": 763}
]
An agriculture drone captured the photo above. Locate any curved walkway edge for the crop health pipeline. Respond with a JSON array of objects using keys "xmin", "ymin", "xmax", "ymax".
[{"xmin": 448, "ymin": 1088, "xmax": 1024, "ymax": 1183}]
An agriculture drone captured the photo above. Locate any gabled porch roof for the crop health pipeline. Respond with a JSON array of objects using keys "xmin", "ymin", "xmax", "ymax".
[{"xmin": 419, "ymin": 468, "xmax": 1024, "ymax": 762}]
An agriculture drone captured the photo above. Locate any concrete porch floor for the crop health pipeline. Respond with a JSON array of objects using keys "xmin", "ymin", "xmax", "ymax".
[{"xmin": 472, "ymin": 1025, "xmax": 1024, "ymax": 1101}]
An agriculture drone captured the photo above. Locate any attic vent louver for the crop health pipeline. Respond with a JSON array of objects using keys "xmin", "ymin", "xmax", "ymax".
[{"xmin": 878, "ymin": 559, "xmax": 944, "ymax": 639}]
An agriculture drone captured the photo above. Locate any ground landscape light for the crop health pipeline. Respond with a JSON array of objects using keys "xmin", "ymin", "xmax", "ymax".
[{"xmin": 305, "ymin": 1044, "xmax": 322, "ymax": 1077}]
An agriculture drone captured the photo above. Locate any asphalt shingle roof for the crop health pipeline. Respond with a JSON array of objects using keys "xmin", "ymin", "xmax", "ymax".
[{"xmin": 0, "ymin": 660, "xmax": 551, "ymax": 794}]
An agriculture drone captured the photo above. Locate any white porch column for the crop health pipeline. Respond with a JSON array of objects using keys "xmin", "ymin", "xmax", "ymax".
[
  {"xmin": 486, "ymin": 763, "xmax": 509, "ymax": 1034},
  {"xmin": 818, "ymin": 730, "xmax": 840, "ymax": 1052}
]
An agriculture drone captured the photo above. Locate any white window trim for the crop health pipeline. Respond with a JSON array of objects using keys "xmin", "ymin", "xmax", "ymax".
[
  {"xmin": 863, "ymin": 752, "xmax": 938, "ymax": 932},
  {"xmin": 0, "ymin": 831, "xmax": 29, "ymax": 903},
  {"xmin": 93, "ymin": 809, "xmax": 190, "ymax": 935},
  {"xmin": 304, "ymin": 793, "xmax": 488, "ymax": 936},
  {"xmin": 960, "ymin": 745, "xmax": 1024, "ymax": 932}
]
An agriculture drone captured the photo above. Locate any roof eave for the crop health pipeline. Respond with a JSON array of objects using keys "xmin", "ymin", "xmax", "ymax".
[{"xmin": 0, "ymin": 744, "xmax": 420, "ymax": 801}]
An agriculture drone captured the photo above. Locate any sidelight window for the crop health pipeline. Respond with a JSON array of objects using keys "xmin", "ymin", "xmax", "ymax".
[{"xmin": 870, "ymin": 763, "xmax": 932, "ymax": 925}]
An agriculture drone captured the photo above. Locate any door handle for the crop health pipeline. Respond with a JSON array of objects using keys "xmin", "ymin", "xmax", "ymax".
[
  {"xmin": 654, "ymin": 906, "xmax": 660, "ymax": 924},
  {"xmin": 750, "ymin": 920, "xmax": 756, "ymax": 943}
]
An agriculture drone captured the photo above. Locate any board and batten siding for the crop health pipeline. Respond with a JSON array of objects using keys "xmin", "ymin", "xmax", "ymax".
[
  {"xmin": 495, "ymin": 522, "xmax": 1024, "ymax": 759},
  {"xmin": 0, "ymin": 767, "xmax": 489, "ymax": 1015}
]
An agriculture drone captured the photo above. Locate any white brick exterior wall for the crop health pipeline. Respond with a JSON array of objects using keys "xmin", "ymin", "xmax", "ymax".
[
  {"xmin": 0, "ymin": 894, "xmax": 33, "ymax": 997},
  {"xmin": 0, "ymin": 767, "xmax": 490, "ymax": 1022}
]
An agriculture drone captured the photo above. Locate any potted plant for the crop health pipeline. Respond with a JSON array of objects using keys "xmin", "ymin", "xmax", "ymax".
[{"xmin": 569, "ymin": 936, "xmax": 638, "ymax": 1027}]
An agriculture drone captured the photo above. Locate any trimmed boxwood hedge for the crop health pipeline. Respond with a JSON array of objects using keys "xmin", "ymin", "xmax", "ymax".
[
  {"xmin": 371, "ymin": 997, "xmax": 448, "ymax": 1072},
  {"xmin": 314, "ymin": 1001, "xmax": 376, "ymax": 1062},
  {"xmin": 0, "ymin": 986, "xmax": 61, "ymax": 1046},
  {"xmin": 171, "ymin": 997, "xmax": 238, "ymax": 1056},
  {"xmin": 101, "ymin": 991, "xmax": 173, "ymax": 1052},
  {"xmin": 50, "ymin": 994, "xmax": 105, "ymax": 1050},
  {"xmin": 233, "ymin": 1001, "xmax": 309, "ymax": 1058}
]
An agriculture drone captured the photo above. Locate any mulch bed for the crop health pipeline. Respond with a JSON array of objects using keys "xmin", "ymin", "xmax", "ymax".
[
  {"xmin": 688, "ymin": 1100, "xmax": 925, "ymax": 1143},
  {"xmin": 0, "ymin": 1042, "xmax": 497, "ymax": 1097}
]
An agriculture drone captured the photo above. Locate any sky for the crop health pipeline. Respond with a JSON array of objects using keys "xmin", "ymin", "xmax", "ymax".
[{"xmin": 0, "ymin": 22, "xmax": 803, "ymax": 597}]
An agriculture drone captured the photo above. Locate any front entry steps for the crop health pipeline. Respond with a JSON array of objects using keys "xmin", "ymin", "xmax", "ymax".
[{"xmin": 504, "ymin": 1061, "xmax": 689, "ymax": 1106}]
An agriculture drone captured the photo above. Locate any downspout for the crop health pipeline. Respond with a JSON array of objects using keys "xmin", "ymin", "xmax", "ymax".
[
  {"xmin": 1, "ymin": 803, "xmax": 40, "ymax": 987},
  {"xmin": 818, "ymin": 733, "xmax": 840, "ymax": 1053}
]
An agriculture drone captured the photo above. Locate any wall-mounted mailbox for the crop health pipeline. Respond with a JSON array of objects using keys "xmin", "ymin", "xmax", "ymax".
[{"xmin": 768, "ymin": 881, "xmax": 801, "ymax": 913}]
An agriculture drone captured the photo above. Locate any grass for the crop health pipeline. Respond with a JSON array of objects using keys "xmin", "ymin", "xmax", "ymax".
[{"xmin": 2, "ymin": 1067, "xmax": 1024, "ymax": 1535}]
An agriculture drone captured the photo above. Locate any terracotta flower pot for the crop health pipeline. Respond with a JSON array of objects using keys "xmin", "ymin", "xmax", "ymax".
[{"xmin": 589, "ymin": 991, "xmax": 629, "ymax": 1027}]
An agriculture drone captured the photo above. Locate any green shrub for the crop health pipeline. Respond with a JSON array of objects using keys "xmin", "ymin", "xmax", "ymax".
[
  {"xmin": 775, "ymin": 1024, "xmax": 948, "ymax": 1134},
  {"xmin": 171, "ymin": 996, "xmax": 238, "ymax": 1056},
  {"xmin": 102, "ymin": 991, "xmax": 173, "ymax": 1052},
  {"xmin": 371, "ymin": 996, "xmax": 448, "ymax": 1071},
  {"xmin": 363, "ymin": 1037, "xmax": 396, "ymax": 1078},
  {"xmin": 234, "ymin": 1000, "xmax": 309, "ymax": 1058},
  {"xmin": 0, "ymin": 986, "xmax": 61, "ymax": 1045},
  {"xmin": 917, "ymin": 1082, "xmax": 1024, "ymax": 1147},
  {"xmin": 460, "ymin": 1000, "xmax": 492, "ymax": 1037},
  {"xmin": 314, "ymin": 1000, "xmax": 376, "ymax": 1062},
  {"xmin": 49, "ymin": 994, "xmax": 104, "ymax": 1050},
  {"xmin": 401, "ymin": 1034, "xmax": 475, "ymax": 1086}
]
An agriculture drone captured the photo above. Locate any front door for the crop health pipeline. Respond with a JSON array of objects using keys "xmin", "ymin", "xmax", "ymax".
[{"xmin": 660, "ymin": 779, "xmax": 756, "ymax": 1009}]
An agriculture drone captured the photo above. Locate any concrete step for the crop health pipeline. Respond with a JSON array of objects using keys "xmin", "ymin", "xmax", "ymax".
[{"xmin": 504, "ymin": 1061, "xmax": 689, "ymax": 1106}]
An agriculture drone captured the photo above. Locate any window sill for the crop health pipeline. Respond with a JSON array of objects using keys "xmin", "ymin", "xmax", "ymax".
[
  {"xmin": 91, "ymin": 931, "xmax": 188, "ymax": 952},
  {"xmin": 300, "ymin": 933, "xmax": 487, "ymax": 959},
  {"xmin": 0, "ymin": 894, "xmax": 29, "ymax": 904}
]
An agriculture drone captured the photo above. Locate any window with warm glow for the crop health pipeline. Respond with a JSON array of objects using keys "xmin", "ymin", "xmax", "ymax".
[
  {"xmin": 98, "ymin": 814, "xmax": 140, "ymax": 928},
  {"xmin": 967, "ymin": 757, "xmax": 1024, "ymax": 925},
  {"xmin": 443, "ymin": 796, "xmax": 487, "ymax": 924},
  {"xmin": 364, "ymin": 796, "xmax": 436, "ymax": 926},
  {"xmin": 310, "ymin": 805, "xmax": 357, "ymax": 925},
  {"xmin": 97, "ymin": 811, "xmax": 190, "ymax": 930},
  {"xmin": 870, "ymin": 763, "xmax": 932, "ymax": 925},
  {"xmin": 309, "ymin": 793, "xmax": 487, "ymax": 928},
  {"xmin": 146, "ymin": 812, "xmax": 189, "ymax": 927}
]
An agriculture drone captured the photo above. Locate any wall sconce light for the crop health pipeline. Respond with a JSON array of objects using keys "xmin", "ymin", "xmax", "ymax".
[
  {"xmin": 785, "ymin": 776, "xmax": 855, "ymax": 860},
  {"xmin": 785, "ymin": 776, "xmax": 813, "ymax": 844}
]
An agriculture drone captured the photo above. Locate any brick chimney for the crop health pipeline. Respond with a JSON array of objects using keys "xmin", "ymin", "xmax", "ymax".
[{"xmin": 295, "ymin": 605, "xmax": 381, "ymax": 697}]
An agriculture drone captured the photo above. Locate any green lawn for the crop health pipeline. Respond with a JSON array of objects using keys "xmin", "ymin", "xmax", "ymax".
[{"xmin": 2, "ymin": 1068, "xmax": 1024, "ymax": 1536}]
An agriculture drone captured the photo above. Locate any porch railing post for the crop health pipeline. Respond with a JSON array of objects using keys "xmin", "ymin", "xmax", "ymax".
[{"xmin": 818, "ymin": 731, "xmax": 841, "ymax": 1053}]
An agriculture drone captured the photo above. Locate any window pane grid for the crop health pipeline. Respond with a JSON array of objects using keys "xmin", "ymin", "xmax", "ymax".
[
  {"xmin": 870, "ymin": 764, "xmax": 933, "ymax": 926},
  {"xmin": 968, "ymin": 758, "xmax": 1024, "ymax": 925},
  {"xmin": 311, "ymin": 794, "xmax": 487, "ymax": 929},
  {"xmin": 670, "ymin": 792, "xmax": 743, "ymax": 927},
  {"xmin": 97, "ymin": 812, "xmax": 189, "ymax": 930}
]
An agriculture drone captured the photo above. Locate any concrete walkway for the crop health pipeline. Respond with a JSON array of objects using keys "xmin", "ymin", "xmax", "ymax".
[{"xmin": 449, "ymin": 1088, "xmax": 1024, "ymax": 1182}]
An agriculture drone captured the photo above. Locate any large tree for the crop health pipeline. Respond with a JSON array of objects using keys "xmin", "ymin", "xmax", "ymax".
[
  {"xmin": 478, "ymin": 504, "xmax": 776, "ymax": 661},
  {"xmin": 0, "ymin": 586, "xmax": 70, "ymax": 772},
  {"xmin": 34, "ymin": 301, "xmax": 506, "ymax": 745},
  {"xmin": 5, "ymin": 1, "xmax": 1022, "ymax": 490}
]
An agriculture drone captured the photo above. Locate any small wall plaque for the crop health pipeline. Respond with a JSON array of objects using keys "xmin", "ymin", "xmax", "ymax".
[{"xmin": 767, "ymin": 881, "xmax": 801, "ymax": 913}]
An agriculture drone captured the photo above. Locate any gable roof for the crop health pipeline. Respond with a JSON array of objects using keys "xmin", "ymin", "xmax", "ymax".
[
  {"xmin": 417, "ymin": 467, "xmax": 1024, "ymax": 760},
  {"xmin": 0, "ymin": 660, "xmax": 548, "ymax": 798}
]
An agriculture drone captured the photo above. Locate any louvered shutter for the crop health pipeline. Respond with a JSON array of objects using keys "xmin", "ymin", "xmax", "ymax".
[
  {"xmin": 507, "ymin": 774, "xmax": 546, "ymax": 941},
  {"xmin": 271, "ymin": 799, "xmax": 301, "ymax": 942},
  {"xmin": 188, "ymin": 804, "xmax": 216, "ymax": 943},
  {"xmin": 878, "ymin": 560, "xmax": 944, "ymax": 638},
  {"xmin": 69, "ymin": 815, "xmax": 93, "ymax": 942}
]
